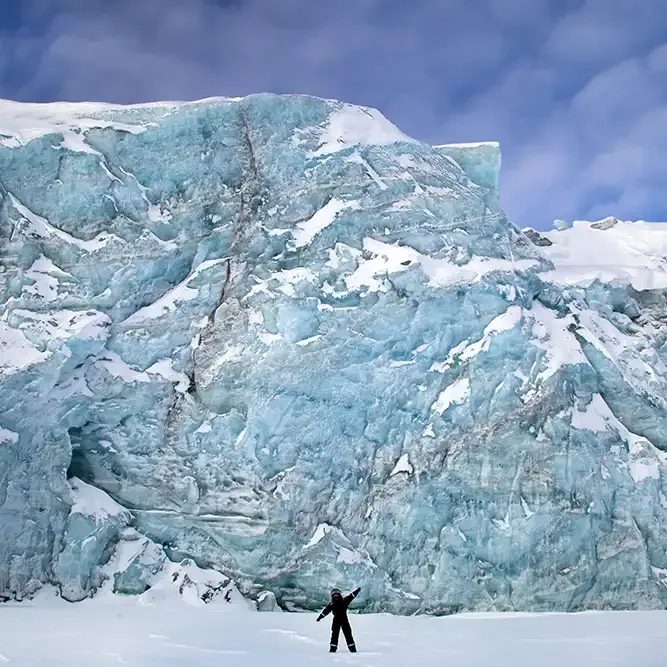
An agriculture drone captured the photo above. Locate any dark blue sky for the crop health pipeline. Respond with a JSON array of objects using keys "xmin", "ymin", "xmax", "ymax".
[{"xmin": 1, "ymin": 0, "xmax": 667, "ymax": 230}]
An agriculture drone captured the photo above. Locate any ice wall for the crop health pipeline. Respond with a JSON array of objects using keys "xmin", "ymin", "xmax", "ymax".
[
  {"xmin": 435, "ymin": 142, "xmax": 501, "ymax": 191},
  {"xmin": 1, "ymin": 94, "xmax": 667, "ymax": 613}
]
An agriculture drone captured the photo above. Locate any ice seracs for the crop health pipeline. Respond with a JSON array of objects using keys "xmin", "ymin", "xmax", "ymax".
[{"xmin": 1, "ymin": 93, "xmax": 667, "ymax": 613}]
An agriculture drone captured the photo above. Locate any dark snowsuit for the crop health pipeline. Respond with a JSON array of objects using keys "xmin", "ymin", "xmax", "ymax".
[{"xmin": 317, "ymin": 587, "xmax": 361, "ymax": 652}]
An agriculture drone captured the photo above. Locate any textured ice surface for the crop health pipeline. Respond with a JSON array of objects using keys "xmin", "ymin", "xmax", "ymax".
[
  {"xmin": 54, "ymin": 478, "xmax": 131, "ymax": 601},
  {"xmin": 1, "ymin": 94, "xmax": 667, "ymax": 613},
  {"xmin": 435, "ymin": 142, "xmax": 501, "ymax": 191}
]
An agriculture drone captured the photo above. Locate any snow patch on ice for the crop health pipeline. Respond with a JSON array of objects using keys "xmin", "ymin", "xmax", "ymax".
[
  {"xmin": 0, "ymin": 321, "xmax": 50, "ymax": 378},
  {"xmin": 291, "ymin": 199, "xmax": 360, "ymax": 248},
  {"xmin": 571, "ymin": 394, "xmax": 665, "ymax": 483},
  {"xmin": 337, "ymin": 547, "xmax": 365, "ymax": 565},
  {"xmin": 430, "ymin": 307, "xmax": 522, "ymax": 373},
  {"xmin": 295, "ymin": 335, "xmax": 322, "ymax": 347},
  {"xmin": 69, "ymin": 477, "xmax": 130, "ymax": 522},
  {"xmin": 571, "ymin": 394, "xmax": 613, "ymax": 433},
  {"xmin": 0, "ymin": 426, "xmax": 18, "ymax": 445},
  {"xmin": 94, "ymin": 352, "xmax": 151, "ymax": 384},
  {"xmin": 136, "ymin": 560, "xmax": 238, "ymax": 608},
  {"xmin": 346, "ymin": 152, "xmax": 387, "ymax": 190},
  {"xmin": 12, "ymin": 308, "xmax": 110, "ymax": 342},
  {"xmin": 303, "ymin": 523, "xmax": 332, "ymax": 550},
  {"xmin": 459, "ymin": 306, "xmax": 522, "ymax": 363},
  {"xmin": 432, "ymin": 377, "xmax": 470, "ymax": 414},
  {"xmin": 629, "ymin": 456, "xmax": 661, "ymax": 483},
  {"xmin": 22, "ymin": 255, "xmax": 73, "ymax": 302},
  {"xmin": 122, "ymin": 258, "xmax": 227, "ymax": 324},
  {"xmin": 527, "ymin": 302, "xmax": 588, "ymax": 385},
  {"xmin": 146, "ymin": 359, "xmax": 190, "ymax": 393},
  {"xmin": 390, "ymin": 453, "xmax": 414, "ymax": 476},
  {"xmin": 246, "ymin": 268, "xmax": 318, "ymax": 300},
  {"xmin": 430, "ymin": 339, "xmax": 470, "ymax": 373},
  {"xmin": 345, "ymin": 238, "xmax": 537, "ymax": 293},
  {"xmin": 0, "ymin": 99, "xmax": 151, "ymax": 150},
  {"xmin": 312, "ymin": 103, "xmax": 419, "ymax": 156},
  {"xmin": 435, "ymin": 141, "xmax": 500, "ymax": 149},
  {"xmin": 10, "ymin": 194, "xmax": 119, "ymax": 252},
  {"xmin": 520, "ymin": 496, "xmax": 535, "ymax": 519}
]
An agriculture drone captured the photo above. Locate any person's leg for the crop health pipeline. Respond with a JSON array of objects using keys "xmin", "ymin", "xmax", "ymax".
[
  {"xmin": 330, "ymin": 618, "xmax": 341, "ymax": 652},
  {"xmin": 341, "ymin": 617, "xmax": 357, "ymax": 652}
]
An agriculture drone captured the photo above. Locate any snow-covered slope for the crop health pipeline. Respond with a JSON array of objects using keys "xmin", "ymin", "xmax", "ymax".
[
  {"xmin": 527, "ymin": 217, "xmax": 667, "ymax": 291},
  {"xmin": 1, "ymin": 94, "xmax": 667, "ymax": 613}
]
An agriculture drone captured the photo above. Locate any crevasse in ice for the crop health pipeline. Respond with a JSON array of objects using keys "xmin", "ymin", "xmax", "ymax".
[{"xmin": 1, "ymin": 94, "xmax": 667, "ymax": 612}]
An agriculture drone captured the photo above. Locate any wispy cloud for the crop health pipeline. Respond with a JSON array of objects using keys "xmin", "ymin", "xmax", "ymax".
[{"xmin": 1, "ymin": 0, "xmax": 666, "ymax": 229}]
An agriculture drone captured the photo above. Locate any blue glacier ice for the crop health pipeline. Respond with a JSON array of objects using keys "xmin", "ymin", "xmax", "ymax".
[{"xmin": 1, "ymin": 94, "xmax": 667, "ymax": 612}]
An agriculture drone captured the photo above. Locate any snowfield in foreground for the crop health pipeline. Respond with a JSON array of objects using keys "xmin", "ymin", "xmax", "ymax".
[{"xmin": 1, "ymin": 599, "xmax": 667, "ymax": 667}]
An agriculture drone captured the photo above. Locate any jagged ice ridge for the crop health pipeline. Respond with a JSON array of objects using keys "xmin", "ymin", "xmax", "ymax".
[{"xmin": 1, "ymin": 94, "xmax": 667, "ymax": 613}]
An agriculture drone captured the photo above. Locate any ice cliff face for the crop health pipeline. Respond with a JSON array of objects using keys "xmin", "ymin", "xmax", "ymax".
[{"xmin": 1, "ymin": 94, "xmax": 667, "ymax": 613}]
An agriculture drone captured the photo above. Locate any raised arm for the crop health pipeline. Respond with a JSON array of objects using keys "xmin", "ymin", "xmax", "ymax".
[
  {"xmin": 316, "ymin": 602, "xmax": 332, "ymax": 622},
  {"xmin": 344, "ymin": 587, "xmax": 361, "ymax": 607}
]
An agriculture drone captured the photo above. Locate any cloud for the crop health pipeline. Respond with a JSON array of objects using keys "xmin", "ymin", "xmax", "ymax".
[
  {"xmin": 544, "ymin": 0, "xmax": 666, "ymax": 67},
  {"xmin": 434, "ymin": 1, "xmax": 667, "ymax": 228},
  {"xmin": 1, "ymin": 0, "xmax": 666, "ymax": 229},
  {"xmin": 505, "ymin": 43, "xmax": 667, "ymax": 226}
]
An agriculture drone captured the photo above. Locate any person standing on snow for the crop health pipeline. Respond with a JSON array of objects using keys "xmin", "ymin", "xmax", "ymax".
[{"xmin": 316, "ymin": 587, "xmax": 361, "ymax": 652}]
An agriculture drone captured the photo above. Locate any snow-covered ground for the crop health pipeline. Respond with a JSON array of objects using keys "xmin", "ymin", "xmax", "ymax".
[{"xmin": 1, "ymin": 596, "xmax": 666, "ymax": 667}]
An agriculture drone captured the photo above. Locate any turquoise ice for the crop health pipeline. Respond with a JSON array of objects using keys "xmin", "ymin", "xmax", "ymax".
[{"xmin": 1, "ymin": 94, "xmax": 667, "ymax": 612}]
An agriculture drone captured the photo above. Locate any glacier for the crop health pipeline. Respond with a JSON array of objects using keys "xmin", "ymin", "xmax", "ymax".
[{"xmin": 1, "ymin": 94, "xmax": 667, "ymax": 614}]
